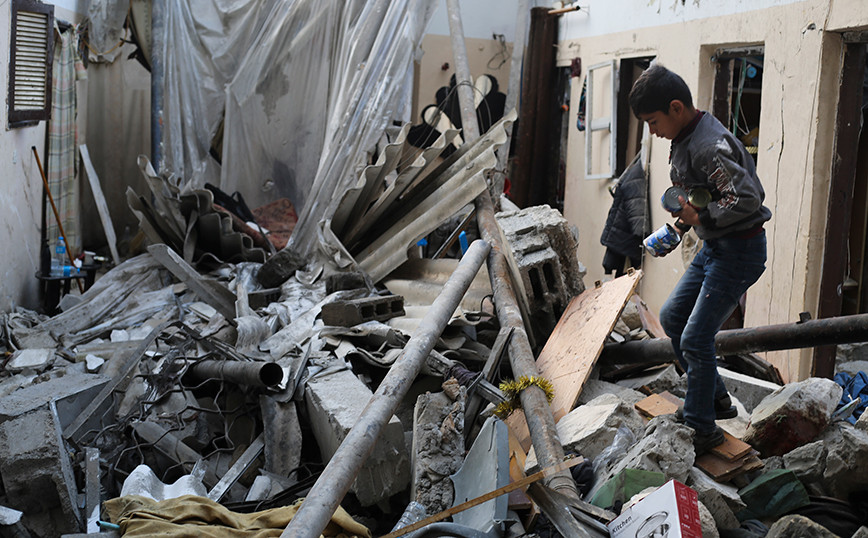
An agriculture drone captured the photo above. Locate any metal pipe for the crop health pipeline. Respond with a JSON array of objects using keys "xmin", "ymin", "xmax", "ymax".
[
  {"xmin": 445, "ymin": 0, "xmax": 480, "ymax": 143},
  {"xmin": 444, "ymin": 0, "xmax": 579, "ymax": 502},
  {"xmin": 492, "ymin": 0, "xmax": 530, "ymax": 200},
  {"xmin": 151, "ymin": 0, "xmax": 165, "ymax": 172},
  {"xmin": 475, "ymin": 192, "xmax": 579, "ymax": 501},
  {"xmin": 282, "ymin": 239, "xmax": 491, "ymax": 538},
  {"xmin": 600, "ymin": 313, "xmax": 868, "ymax": 370},
  {"xmin": 187, "ymin": 360, "xmax": 284, "ymax": 388}
]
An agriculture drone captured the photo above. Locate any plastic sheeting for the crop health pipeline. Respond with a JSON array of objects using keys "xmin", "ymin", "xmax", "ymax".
[
  {"xmin": 86, "ymin": 0, "xmax": 128, "ymax": 62},
  {"xmin": 158, "ymin": 0, "xmax": 435, "ymax": 259}
]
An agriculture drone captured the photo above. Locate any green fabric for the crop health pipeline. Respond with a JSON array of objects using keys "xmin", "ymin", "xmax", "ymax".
[
  {"xmin": 589, "ymin": 468, "xmax": 666, "ymax": 509},
  {"xmin": 737, "ymin": 469, "xmax": 810, "ymax": 520}
]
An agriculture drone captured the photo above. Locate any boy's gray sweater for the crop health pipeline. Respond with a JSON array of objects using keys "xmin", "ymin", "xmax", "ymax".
[{"xmin": 669, "ymin": 112, "xmax": 772, "ymax": 240}]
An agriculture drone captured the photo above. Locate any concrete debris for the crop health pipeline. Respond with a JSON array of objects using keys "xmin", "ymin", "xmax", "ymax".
[
  {"xmin": 411, "ymin": 378, "xmax": 466, "ymax": 514},
  {"xmin": 615, "ymin": 363, "xmax": 682, "ymax": 394},
  {"xmin": 716, "ymin": 366, "xmax": 782, "ymax": 413},
  {"xmin": 304, "ymin": 367, "xmax": 410, "ymax": 506},
  {"xmin": 495, "ymin": 204, "xmax": 586, "ymax": 339},
  {"xmin": 2, "ymin": 176, "xmax": 867, "ymax": 538},
  {"xmin": 765, "ymin": 514, "xmax": 841, "ymax": 538},
  {"xmin": 743, "ymin": 377, "xmax": 843, "ymax": 457},
  {"xmin": 526, "ymin": 393, "xmax": 647, "ymax": 472},
  {"xmin": 594, "ymin": 415, "xmax": 696, "ymax": 492}
]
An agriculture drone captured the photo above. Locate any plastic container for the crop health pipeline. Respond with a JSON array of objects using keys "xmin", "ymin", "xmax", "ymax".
[
  {"xmin": 390, "ymin": 501, "xmax": 426, "ymax": 532},
  {"xmin": 50, "ymin": 236, "xmax": 66, "ymax": 277}
]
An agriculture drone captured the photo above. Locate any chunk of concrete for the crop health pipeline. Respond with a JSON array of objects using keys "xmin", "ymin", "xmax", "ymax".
[
  {"xmin": 765, "ymin": 514, "xmax": 840, "ymax": 538},
  {"xmin": 816, "ymin": 422, "xmax": 868, "ymax": 499},
  {"xmin": 5, "ymin": 348, "xmax": 53, "ymax": 373},
  {"xmin": 717, "ymin": 367, "xmax": 782, "ymax": 413},
  {"xmin": 687, "ymin": 467, "xmax": 744, "ymax": 530},
  {"xmin": 304, "ymin": 368, "xmax": 410, "ymax": 506},
  {"xmin": 743, "ymin": 377, "xmax": 842, "ymax": 457},
  {"xmin": 593, "ymin": 415, "xmax": 695, "ymax": 497},
  {"xmin": 576, "ymin": 378, "xmax": 646, "ymax": 407},
  {"xmin": 411, "ymin": 379, "xmax": 466, "ymax": 515},
  {"xmin": 526, "ymin": 393, "xmax": 646, "ymax": 472},
  {"xmin": 858, "ymin": 408, "xmax": 868, "ymax": 432},
  {"xmin": 852, "ymin": 526, "xmax": 868, "ymax": 538},
  {"xmin": 616, "ymin": 364, "xmax": 682, "ymax": 394}
]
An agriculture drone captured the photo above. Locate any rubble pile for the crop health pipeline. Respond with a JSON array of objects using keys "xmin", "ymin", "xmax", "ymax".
[{"xmin": 3, "ymin": 132, "xmax": 868, "ymax": 538}]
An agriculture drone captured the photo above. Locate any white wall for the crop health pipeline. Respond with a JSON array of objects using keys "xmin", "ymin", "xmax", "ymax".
[
  {"xmin": 0, "ymin": 2, "xmax": 85, "ymax": 312},
  {"xmin": 558, "ymin": 0, "xmax": 868, "ymax": 381},
  {"xmin": 558, "ymin": 0, "xmax": 805, "ymax": 40},
  {"xmin": 425, "ymin": 0, "xmax": 531, "ymax": 40}
]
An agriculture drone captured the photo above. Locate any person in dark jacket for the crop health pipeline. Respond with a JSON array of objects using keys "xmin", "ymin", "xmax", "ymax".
[
  {"xmin": 600, "ymin": 155, "xmax": 649, "ymax": 276},
  {"xmin": 629, "ymin": 64, "xmax": 772, "ymax": 455}
]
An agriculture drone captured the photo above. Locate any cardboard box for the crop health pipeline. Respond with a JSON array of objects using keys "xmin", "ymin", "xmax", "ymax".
[{"xmin": 607, "ymin": 479, "xmax": 702, "ymax": 538}]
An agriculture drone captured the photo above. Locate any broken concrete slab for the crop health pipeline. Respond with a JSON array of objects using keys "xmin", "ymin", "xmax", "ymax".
[
  {"xmin": 411, "ymin": 378, "xmax": 466, "ymax": 515},
  {"xmin": 785, "ymin": 421, "xmax": 868, "ymax": 499},
  {"xmin": 0, "ymin": 402, "xmax": 82, "ymax": 535},
  {"xmin": 6, "ymin": 348, "xmax": 54, "ymax": 373},
  {"xmin": 765, "ymin": 514, "xmax": 840, "ymax": 538},
  {"xmin": 616, "ymin": 363, "xmax": 682, "ymax": 394},
  {"xmin": 743, "ymin": 377, "xmax": 842, "ymax": 457},
  {"xmin": 304, "ymin": 367, "xmax": 410, "ymax": 506},
  {"xmin": 687, "ymin": 467, "xmax": 744, "ymax": 530},
  {"xmin": 592, "ymin": 415, "xmax": 695, "ymax": 500},
  {"xmin": 525, "ymin": 393, "xmax": 646, "ymax": 472},
  {"xmin": 717, "ymin": 366, "xmax": 782, "ymax": 413},
  {"xmin": 576, "ymin": 377, "xmax": 646, "ymax": 407}
]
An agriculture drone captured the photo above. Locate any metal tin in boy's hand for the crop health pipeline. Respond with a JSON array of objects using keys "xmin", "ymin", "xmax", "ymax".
[
  {"xmin": 643, "ymin": 223, "xmax": 682, "ymax": 257},
  {"xmin": 661, "ymin": 186, "xmax": 687, "ymax": 212}
]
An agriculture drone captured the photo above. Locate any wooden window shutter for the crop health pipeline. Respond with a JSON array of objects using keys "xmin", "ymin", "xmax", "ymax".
[{"xmin": 8, "ymin": 0, "xmax": 55, "ymax": 127}]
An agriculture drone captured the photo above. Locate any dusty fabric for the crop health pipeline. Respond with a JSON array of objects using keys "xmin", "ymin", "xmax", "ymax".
[
  {"xmin": 103, "ymin": 495, "xmax": 371, "ymax": 537},
  {"xmin": 47, "ymin": 26, "xmax": 86, "ymax": 253}
]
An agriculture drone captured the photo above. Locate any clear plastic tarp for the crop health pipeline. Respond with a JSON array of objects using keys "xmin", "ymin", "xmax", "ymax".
[{"xmin": 158, "ymin": 0, "xmax": 436, "ymax": 257}]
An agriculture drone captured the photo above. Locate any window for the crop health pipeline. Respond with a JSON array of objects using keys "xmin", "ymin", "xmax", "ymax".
[{"xmin": 8, "ymin": 0, "xmax": 55, "ymax": 127}]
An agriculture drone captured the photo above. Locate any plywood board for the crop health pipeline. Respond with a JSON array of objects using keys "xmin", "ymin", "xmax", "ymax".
[
  {"xmin": 630, "ymin": 294, "xmax": 666, "ymax": 338},
  {"xmin": 506, "ymin": 270, "xmax": 642, "ymax": 450},
  {"xmin": 710, "ymin": 430, "xmax": 753, "ymax": 462},
  {"xmin": 635, "ymin": 392, "xmax": 679, "ymax": 419}
]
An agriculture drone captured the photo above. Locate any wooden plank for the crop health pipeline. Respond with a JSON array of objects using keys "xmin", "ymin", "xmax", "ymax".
[
  {"xmin": 635, "ymin": 393, "xmax": 679, "ymax": 419},
  {"xmin": 710, "ymin": 430, "xmax": 753, "ymax": 462},
  {"xmin": 694, "ymin": 452, "xmax": 745, "ymax": 481},
  {"xmin": 630, "ymin": 294, "xmax": 666, "ymax": 338},
  {"xmin": 80, "ymin": 145, "xmax": 121, "ymax": 265},
  {"xmin": 507, "ymin": 270, "xmax": 642, "ymax": 450}
]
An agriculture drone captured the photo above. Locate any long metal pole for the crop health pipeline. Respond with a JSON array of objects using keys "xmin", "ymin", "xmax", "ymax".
[
  {"xmin": 445, "ymin": 0, "xmax": 480, "ymax": 143},
  {"xmin": 444, "ymin": 0, "xmax": 579, "ymax": 502},
  {"xmin": 282, "ymin": 240, "xmax": 491, "ymax": 538},
  {"xmin": 492, "ymin": 0, "xmax": 530, "ymax": 199},
  {"xmin": 600, "ymin": 313, "xmax": 868, "ymax": 371},
  {"xmin": 151, "ymin": 0, "xmax": 165, "ymax": 172},
  {"xmin": 187, "ymin": 360, "xmax": 284, "ymax": 388}
]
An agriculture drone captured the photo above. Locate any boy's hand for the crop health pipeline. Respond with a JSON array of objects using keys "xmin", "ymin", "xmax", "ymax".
[{"xmin": 671, "ymin": 195, "xmax": 701, "ymax": 227}]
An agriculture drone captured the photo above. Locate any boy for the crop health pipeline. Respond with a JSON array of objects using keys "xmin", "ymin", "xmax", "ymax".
[{"xmin": 629, "ymin": 64, "xmax": 772, "ymax": 454}]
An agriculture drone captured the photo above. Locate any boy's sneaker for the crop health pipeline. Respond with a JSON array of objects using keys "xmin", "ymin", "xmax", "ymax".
[
  {"xmin": 693, "ymin": 426, "xmax": 726, "ymax": 456},
  {"xmin": 674, "ymin": 394, "xmax": 738, "ymax": 422}
]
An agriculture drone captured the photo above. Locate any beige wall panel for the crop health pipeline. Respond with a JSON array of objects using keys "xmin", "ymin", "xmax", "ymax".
[
  {"xmin": 559, "ymin": 2, "xmax": 868, "ymax": 381},
  {"xmin": 416, "ymin": 34, "xmax": 512, "ymax": 125}
]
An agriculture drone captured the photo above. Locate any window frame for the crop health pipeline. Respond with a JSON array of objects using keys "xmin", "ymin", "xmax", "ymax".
[{"xmin": 8, "ymin": 0, "xmax": 55, "ymax": 127}]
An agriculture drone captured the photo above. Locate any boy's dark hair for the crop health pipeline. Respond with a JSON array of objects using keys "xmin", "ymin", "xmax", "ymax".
[{"xmin": 628, "ymin": 64, "xmax": 694, "ymax": 116}]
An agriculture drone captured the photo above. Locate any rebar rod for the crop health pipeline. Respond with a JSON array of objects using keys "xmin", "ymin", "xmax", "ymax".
[{"xmin": 282, "ymin": 239, "xmax": 491, "ymax": 538}]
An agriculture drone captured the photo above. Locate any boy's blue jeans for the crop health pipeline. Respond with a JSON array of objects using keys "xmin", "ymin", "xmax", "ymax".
[{"xmin": 659, "ymin": 231, "xmax": 767, "ymax": 435}]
